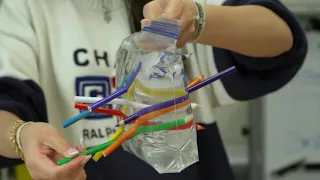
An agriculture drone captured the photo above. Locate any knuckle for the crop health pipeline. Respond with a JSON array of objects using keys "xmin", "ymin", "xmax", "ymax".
[
  {"xmin": 143, "ymin": 1, "xmax": 157, "ymax": 16},
  {"xmin": 46, "ymin": 130, "xmax": 60, "ymax": 142},
  {"xmin": 143, "ymin": 1, "xmax": 153, "ymax": 9}
]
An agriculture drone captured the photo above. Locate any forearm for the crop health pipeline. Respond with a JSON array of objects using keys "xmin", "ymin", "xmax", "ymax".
[
  {"xmin": 195, "ymin": 5, "xmax": 293, "ymax": 57},
  {"xmin": 0, "ymin": 110, "xmax": 21, "ymax": 158}
]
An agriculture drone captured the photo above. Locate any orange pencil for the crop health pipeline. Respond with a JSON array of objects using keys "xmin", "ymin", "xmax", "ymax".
[
  {"xmin": 138, "ymin": 99, "xmax": 190, "ymax": 125},
  {"xmin": 102, "ymin": 121, "xmax": 139, "ymax": 157},
  {"xmin": 187, "ymin": 75, "xmax": 205, "ymax": 88},
  {"xmin": 196, "ymin": 124, "xmax": 205, "ymax": 131}
]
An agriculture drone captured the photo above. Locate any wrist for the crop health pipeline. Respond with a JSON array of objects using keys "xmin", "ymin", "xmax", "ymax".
[
  {"xmin": 17, "ymin": 122, "xmax": 34, "ymax": 155},
  {"xmin": 10, "ymin": 120, "xmax": 34, "ymax": 160},
  {"xmin": 182, "ymin": 1, "xmax": 198, "ymax": 42},
  {"xmin": 9, "ymin": 120, "xmax": 26, "ymax": 160}
]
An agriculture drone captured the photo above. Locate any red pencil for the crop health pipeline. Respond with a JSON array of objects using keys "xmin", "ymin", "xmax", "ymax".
[{"xmin": 74, "ymin": 103, "xmax": 127, "ymax": 119}]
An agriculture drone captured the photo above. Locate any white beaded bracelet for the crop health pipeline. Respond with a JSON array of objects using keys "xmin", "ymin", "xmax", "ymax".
[{"xmin": 193, "ymin": 1, "xmax": 206, "ymax": 42}]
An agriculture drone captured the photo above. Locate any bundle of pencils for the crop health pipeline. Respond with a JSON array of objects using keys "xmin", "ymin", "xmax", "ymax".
[{"xmin": 59, "ymin": 59, "xmax": 236, "ymax": 166}]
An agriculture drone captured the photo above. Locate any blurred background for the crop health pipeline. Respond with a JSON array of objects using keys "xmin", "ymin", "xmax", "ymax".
[{"xmin": 1, "ymin": 0, "xmax": 320, "ymax": 180}]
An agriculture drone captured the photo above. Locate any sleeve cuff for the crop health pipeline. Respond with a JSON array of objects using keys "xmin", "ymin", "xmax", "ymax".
[
  {"xmin": 0, "ymin": 156, "xmax": 23, "ymax": 169},
  {"xmin": 0, "ymin": 77, "xmax": 48, "ymax": 122}
]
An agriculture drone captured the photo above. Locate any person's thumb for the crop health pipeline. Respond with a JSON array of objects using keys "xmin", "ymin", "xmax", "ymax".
[{"xmin": 42, "ymin": 130, "xmax": 79, "ymax": 158}]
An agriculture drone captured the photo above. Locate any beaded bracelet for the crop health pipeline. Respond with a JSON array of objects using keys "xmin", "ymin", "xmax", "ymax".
[{"xmin": 193, "ymin": 1, "xmax": 206, "ymax": 42}]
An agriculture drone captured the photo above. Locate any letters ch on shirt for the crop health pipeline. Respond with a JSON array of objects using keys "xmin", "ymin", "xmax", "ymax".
[{"xmin": 73, "ymin": 48, "xmax": 110, "ymax": 67}]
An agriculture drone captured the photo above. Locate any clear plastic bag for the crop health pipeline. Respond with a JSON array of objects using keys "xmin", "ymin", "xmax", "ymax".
[{"xmin": 115, "ymin": 19, "xmax": 199, "ymax": 174}]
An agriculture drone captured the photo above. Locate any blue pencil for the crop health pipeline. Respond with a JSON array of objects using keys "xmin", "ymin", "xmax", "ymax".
[{"xmin": 62, "ymin": 110, "xmax": 91, "ymax": 128}]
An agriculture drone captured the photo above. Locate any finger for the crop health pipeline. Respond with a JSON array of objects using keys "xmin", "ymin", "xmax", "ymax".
[
  {"xmin": 158, "ymin": 0, "xmax": 184, "ymax": 19},
  {"xmin": 23, "ymin": 140, "xmax": 60, "ymax": 179},
  {"xmin": 143, "ymin": 1, "xmax": 163, "ymax": 20},
  {"xmin": 45, "ymin": 138, "xmax": 87, "ymax": 162},
  {"xmin": 76, "ymin": 138, "xmax": 87, "ymax": 152},
  {"xmin": 57, "ymin": 155, "xmax": 91, "ymax": 179},
  {"xmin": 48, "ymin": 152, "xmax": 62, "ymax": 163},
  {"xmin": 177, "ymin": 1, "xmax": 198, "ymax": 48},
  {"xmin": 141, "ymin": 19, "xmax": 151, "ymax": 29},
  {"xmin": 28, "ymin": 155, "xmax": 87, "ymax": 180},
  {"xmin": 176, "ymin": 21, "xmax": 194, "ymax": 48},
  {"xmin": 42, "ymin": 129, "xmax": 79, "ymax": 158},
  {"xmin": 176, "ymin": 13, "xmax": 196, "ymax": 48},
  {"xmin": 74, "ymin": 169, "xmax": 87, "ymax": 180},
  {"xmin": 26, "ymin": 153, "xmax": 61, "ymax": 178}
]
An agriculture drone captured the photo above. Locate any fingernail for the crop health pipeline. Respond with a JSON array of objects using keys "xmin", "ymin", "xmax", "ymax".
[
  {"xmin": 67, "ymin": 148, "xmax": 79, "ymax": 156},
  {"xmin": 141, "ymin": 19, "xmax": 151, "ymax": 29},
  {"xmin": 81, "ymin": 155, "xmax": 92, "ymax": 166},
  {"xmin": 80, "ymin": 138, "xmax": 86, "ymax": 150}
]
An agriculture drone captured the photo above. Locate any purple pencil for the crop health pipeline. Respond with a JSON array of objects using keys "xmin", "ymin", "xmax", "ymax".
[
  {"xmin": 188, "ymin": 66, "xmax": 236, "ymax": 93},
  {"xmin": 88, "ymin": 62, "xmax": 142, "ymax": 112}
]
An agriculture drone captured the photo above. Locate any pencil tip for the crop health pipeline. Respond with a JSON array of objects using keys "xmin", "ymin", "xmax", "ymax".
[
  {"xmin": 183, "ymin": 53, "xmax": 192, "ymax": 60},
  {"xmin": 102, "ymin": 152, "xmax": 108, "ymax": 157},
  {"xmin": 196, "ymin": 125, "xmax": 205, "ymax": 131},
  {"xmin": 196, "ymin": 104, "xmax": 203, "ymax": 109}
]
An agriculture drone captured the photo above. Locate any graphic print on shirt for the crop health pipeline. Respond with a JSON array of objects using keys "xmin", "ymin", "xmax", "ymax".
[
  {"xmin": 73, "ymin": 47, "xmax": 118, "ymax": 143},
  {"xmin": 75, "ymin": 76, "xmax": 114, "ymax": 119},
  {"xmin": 73, "ymin": 47, "xmax": 117, "ymax": 120}
]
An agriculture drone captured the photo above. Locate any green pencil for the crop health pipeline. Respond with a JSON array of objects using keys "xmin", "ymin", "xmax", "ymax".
[
  {"xmin": 57, "ymin": 139, "xmax": 115, "ymax": 165},
  {"xmin": 138, "ymin": 119, "xmax": 186, "ymax": 133}
]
